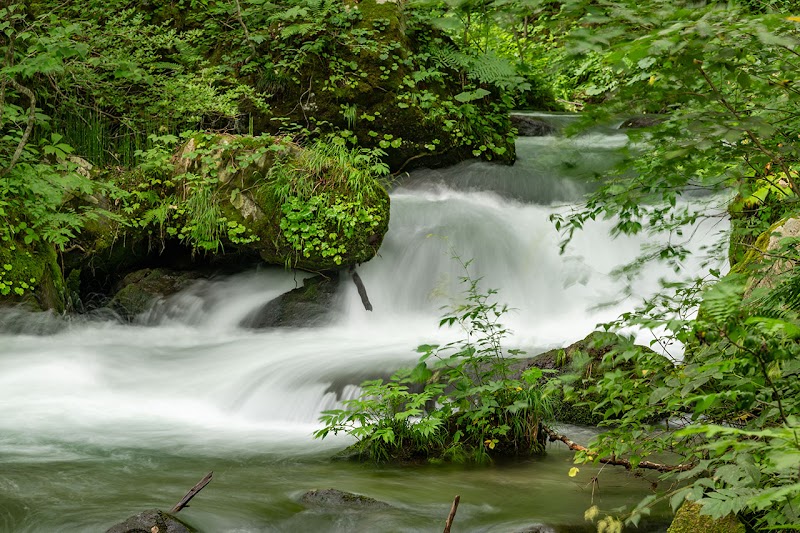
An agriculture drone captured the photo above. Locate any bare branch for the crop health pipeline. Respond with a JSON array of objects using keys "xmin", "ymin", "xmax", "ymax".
[{"xmin": 544, "ymin": 426, "xmax": 693, "ymax": 473}]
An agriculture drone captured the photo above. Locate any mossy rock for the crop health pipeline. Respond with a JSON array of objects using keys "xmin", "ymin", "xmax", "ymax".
[
  {"xmin": 173, "ymin": 134, "xmax": 390, "ymax": 271},
  {"xmin": 300, "ymin": 488, "xmax": 392, "ymax": 510},
  {"xmin": 667, "ymin": 502, "xmax": 745, "ymax": 533},
  {"xmin": 514, "ymin": 331, "xmax": 670, "ymax": 426},
  {"xmin": 242, "ymin": 0, "xmax": 518, "ymax": 171},
  {"xmin": 105, "ymin": 508, "xmax": 196, "ymax": 533},
  {"xmin": 0, "ymin": 238, "xmax": 65, "ymax": 312},
  {"xmin": 727, "ymin": 180, "xmax": 795, "ymax": 267}
]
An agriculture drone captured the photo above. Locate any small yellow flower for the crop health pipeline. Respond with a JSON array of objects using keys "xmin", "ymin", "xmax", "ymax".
[{"xmin": 568, "ymin": 467, "xmax": 580, "ymax": 477}]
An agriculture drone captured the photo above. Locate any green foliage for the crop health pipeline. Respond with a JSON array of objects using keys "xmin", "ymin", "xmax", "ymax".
[
  {"xmin": 316, "ymin": 263, "xmax": 552, "ymax": 463},
  {"xmin": 268, "ymin": 139, "xmax": 388, "ymax": 266}
]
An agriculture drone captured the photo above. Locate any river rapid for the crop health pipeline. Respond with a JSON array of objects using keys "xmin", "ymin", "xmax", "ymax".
[{"xmin": 0, "ymin": 121, "xmax": 727, "ymax": 532}]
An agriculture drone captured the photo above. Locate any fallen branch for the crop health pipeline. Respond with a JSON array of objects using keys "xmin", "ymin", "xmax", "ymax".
[
  {"xmin": 171, "ymin": 471, "xmax": 213, "ymax": 513},
  {"xmin": 543, "ymin": 426, "xmax": 693, "ymax": 473},
  {"xmin": 350, "ymin": 267, "xmax": 373, "ymax": 311},
  {"xmin": 443, "ymin": 495, "xmax": 460, "ymax": 533}
]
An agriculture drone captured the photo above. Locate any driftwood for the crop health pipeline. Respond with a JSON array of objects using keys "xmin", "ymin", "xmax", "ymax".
[
  {"xmin": 350, "ymin": 267, "xmax": 373, "ymax": 311},
  {"xmin": 543, "ymin": 426, "xmax": 693, "ymax": 473},
  {"xmin": 171, "ymin": 472, "xmax": 213, "ymax": 513},
  {"xmin": 443, "ymin": 495, "xmax": 460, "ymax": 533}
]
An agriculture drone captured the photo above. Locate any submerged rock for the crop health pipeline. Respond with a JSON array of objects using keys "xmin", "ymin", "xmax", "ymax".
[
  {"xmin": 240, "ymin": 273, "xmax": 340, "ymax": 328},
  {"xmin": 300, "ymin": 488, "xmax": 392, "ymax": 510},
  {"xmin": 105, "ymin": 509, "xmax": 195, "ymax": 533}
]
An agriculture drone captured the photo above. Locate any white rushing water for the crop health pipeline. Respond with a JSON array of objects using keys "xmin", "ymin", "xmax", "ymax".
[{"xmin": 0, "ymin": 124, "xmax": 729, "ymax": 531}]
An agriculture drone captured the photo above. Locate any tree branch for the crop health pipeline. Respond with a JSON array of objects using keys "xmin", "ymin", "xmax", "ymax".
[
  {"xmin": 543, "ymin": 426, "xmax": 693, "ymax": 473},
  {"xmin": 0, "ymin": 77, "xmax": 36, "ymax": 177},
  {"xmin": 232, "ymin": 0, "xmax": 257, "ymax": 61},
  {"xmin": 696, "ymin": 62, "xmax": 799, "ymax": 196}
]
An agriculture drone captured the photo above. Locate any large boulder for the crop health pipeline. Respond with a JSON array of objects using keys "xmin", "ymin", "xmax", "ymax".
[
  {"xmin": 243, "ymin": 0, "xmax": 518, "ymax": 171},
  {"xmin": 170, "ymin": 134, "xmax": 390, "ymax": 271},
  {"xmin": 510, "ymin": 115, "xmax": 556, "ymax": 137},
  {"xmin": 61, "ymin": 134, "xmax": 389, "ymax": 305}
]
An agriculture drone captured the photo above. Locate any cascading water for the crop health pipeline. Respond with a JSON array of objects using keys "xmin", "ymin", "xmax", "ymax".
[{"xmin": 0, "ymin": 120, "xmax": 727, "ymax": 532}]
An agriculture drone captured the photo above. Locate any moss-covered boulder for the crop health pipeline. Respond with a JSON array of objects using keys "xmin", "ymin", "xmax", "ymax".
[
  {"xmin": 733, "ymin": 216, "xmax": 800, "ymax": 293},
  {"xmin": 0, "ymin": 238, "xmax": 65, "ymax": 312},
  {"xmin": 515, "ymin": 331, "xmax": 670, "ymax": 425},
  {"xmin": 667, "ymin": 502, "xmax": 745, "ymax": 533},
  {"xmin": 172, "ymin": 134, "xmax": 390, "ymax": 271},
  {"xmin": 241, "ymin": 0, "xmax": 519, "ymax": 171},
  {"xmin": 728, "ymin": 179, "xmax": 795, "ymax": 268},
  {"xmin": 62, "ymin": 134, "xmax": 389, "ymax": 303}
]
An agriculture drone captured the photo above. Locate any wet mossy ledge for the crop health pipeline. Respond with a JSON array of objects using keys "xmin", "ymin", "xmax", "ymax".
[{"xmin": 0, "ymin": 135, "xmax": 390, "ymax": 313}]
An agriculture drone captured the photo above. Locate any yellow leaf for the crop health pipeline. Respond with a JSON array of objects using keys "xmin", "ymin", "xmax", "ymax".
[
  {"xmin": 648, "ymin": 75, "xmax": 656, "ymax": 85},
  {"xmin": 787, "ymin": 16, "xmax": 800, "ymax": 22},
  {"xmin": 641, "ymin": 369, "xmax": 649, "ymax": 376},
  {"xmin": 568, "ymin": 467, "xmax": 580, "ymax": 477}
]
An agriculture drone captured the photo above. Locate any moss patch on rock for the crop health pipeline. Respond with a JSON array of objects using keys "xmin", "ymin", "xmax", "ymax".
[
  {"xmin": 667, "ymin": 502, "xmax": 745, "ymax": 533},
  {"xmin": 172, "ymin": 133, "xmax": 390, "ymax": 270},
  {"xmin": 0, "ymin": 238, "xmax": 65, "ymax": 312},
  {"xmin": 514, "ymin": 331, "xmax": 670, "ymax": 425}
]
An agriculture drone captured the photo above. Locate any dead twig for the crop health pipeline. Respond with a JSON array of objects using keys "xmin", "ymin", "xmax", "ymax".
[
  {"xmin": 171, "ymin": 471, "xmax": 213, "ymax": 513},
  {"xmin": 443, "ymin": 495, "xmax": 460, "ymax": 533}
]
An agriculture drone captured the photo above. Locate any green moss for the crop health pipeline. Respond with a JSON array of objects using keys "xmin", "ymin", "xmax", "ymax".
[
  {"xmin": 730, "ymin": 215, "xmax": 796, "ymax": 275},
  {"xmin": 0, "ymin": 238, "xmax": 65, "ymax": 312},
  {"xmin": 667, "ymin": 502, "xmax": 745, "ymax": 533}
]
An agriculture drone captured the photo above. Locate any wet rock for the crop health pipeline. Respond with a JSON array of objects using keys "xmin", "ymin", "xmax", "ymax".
[
  {"xmin": 510, "ymin": 115, "xmax": 557, "ymax": 137},
  {"xmin": 240, "ymin": 273, "xmax": 339, "ymax": 328},
  {"xmin": 300, "ymin": 488, "xmax": 391, "ymax": 510},
  {"xmin": 619, "ymin": 115, "xmax": 665, "ymax": 129},
  {"xmin": 109, "ymin": 268, "xmax": 202, "ymax": 320},
  {"xmin": 105, "ymin": 509, "xmax": 195, "ymax": 533},
  {"xmin": 511, "ymin": 525, "xmax": 558, "ymax": 533}
]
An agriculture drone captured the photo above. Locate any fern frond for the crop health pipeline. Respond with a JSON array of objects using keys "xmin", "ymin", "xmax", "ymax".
[
  {"xmin": 468, "ymin": 51, "xmax": 522, "ymax": 90},
  {"xmin": 702, "ymin": 277, "xmax": 745, "ymax": 325}
]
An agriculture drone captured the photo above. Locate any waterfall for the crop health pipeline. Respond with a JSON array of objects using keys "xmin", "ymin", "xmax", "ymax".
[{"xmin": 0, "ymin": 118, "xmax": 728, "ymax": 532}]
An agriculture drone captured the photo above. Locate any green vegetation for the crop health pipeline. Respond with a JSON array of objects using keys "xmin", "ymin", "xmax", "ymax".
[
  {"xmin": 4, "ymin": 0, "xmax": 800, "ymax": 530},
  {"xmin": 316, "ymin": 264, "xmax": 551, "ymax": 463}
]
